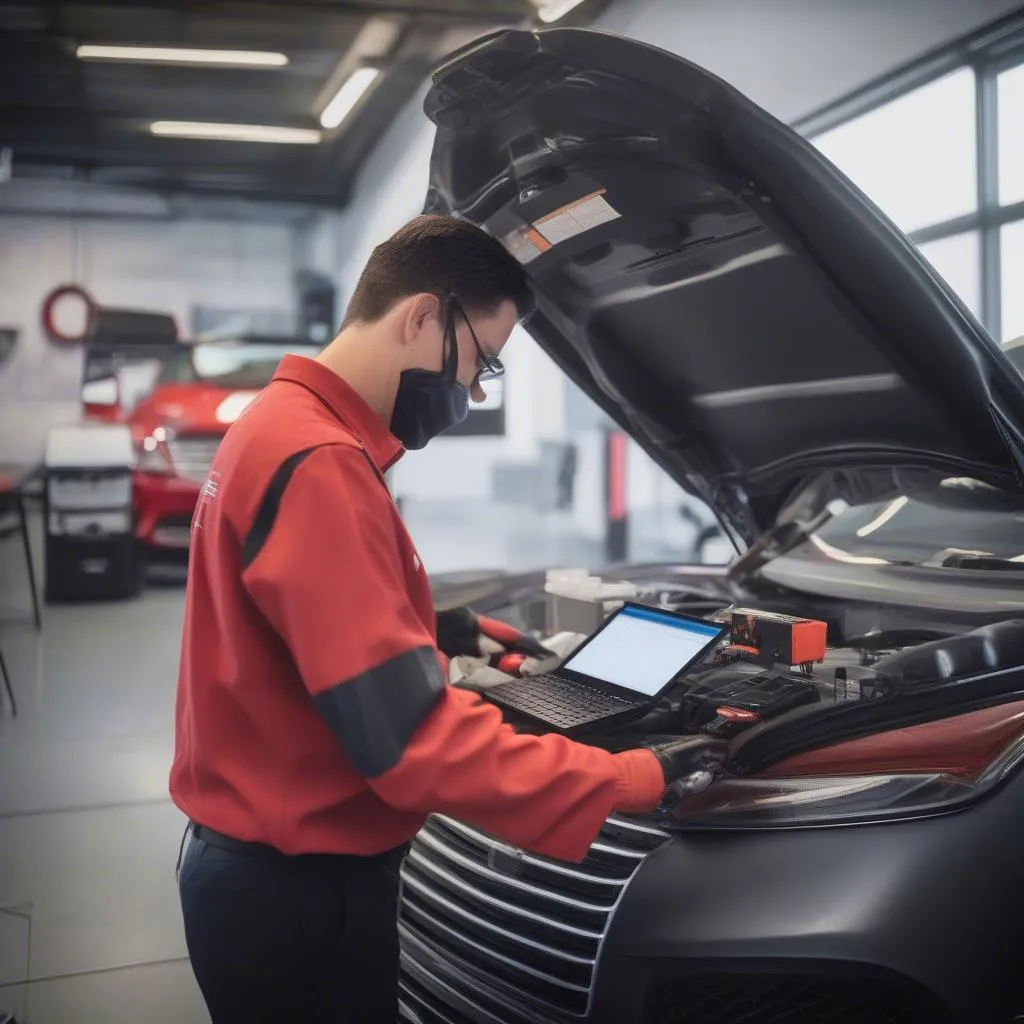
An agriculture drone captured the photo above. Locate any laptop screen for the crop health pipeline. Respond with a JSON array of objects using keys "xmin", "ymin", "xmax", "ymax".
[{"xmin": 561, "ymin": 605, "xmax": 724, "ymax": 696}]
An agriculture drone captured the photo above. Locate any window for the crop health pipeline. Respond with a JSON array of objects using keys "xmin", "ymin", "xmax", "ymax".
[
  {"xmin": 998, "ymin": 63, "xmax": 1024, "ymax": 207},
  {"xmin": 802, "ymin": 21, "xmax": 1024, "ymax": 345},
  {"xmin": 813, "ymin": 69, "xmax": 976, "ymax": 234},
  {"xmin": 1001, "ymin": 220, "xmax": 1024, "ymax": 342},
  {"xmin": 917, "ymin": 232, "xmax": 981, "ymax": 317}
]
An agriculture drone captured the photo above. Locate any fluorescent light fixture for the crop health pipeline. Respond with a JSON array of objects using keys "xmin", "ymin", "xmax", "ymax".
[
  {"xmin": 150, "ymin": 121, "xmax": 321, "ymax": 144},
  {"xmin": 77, "ymin": 44, "xmax": 288, "ymax": 67},
  {"xmin": 536, "ymin": 0, "xmax": 587, "ymax": 22},
  {"xmin": 320, "ymin": 66, "xmax": 380, "ymax": 129}
]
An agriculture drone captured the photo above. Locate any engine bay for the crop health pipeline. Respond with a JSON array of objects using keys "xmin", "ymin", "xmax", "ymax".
[
  {"xmin": 595, "ymin": 611, "xmax": 1024, "ymax": 773},
  {"xmin": 455, "ymin": 577, "xmax": 1024, "ymax": 774}
]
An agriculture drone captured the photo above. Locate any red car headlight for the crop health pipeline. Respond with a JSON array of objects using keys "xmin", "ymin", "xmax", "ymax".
[{"xmin": 135, "ymin": 427, "xmax": 174, "ymax": 475}]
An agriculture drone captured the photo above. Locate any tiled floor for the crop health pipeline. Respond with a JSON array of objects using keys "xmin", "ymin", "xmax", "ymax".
[{"xmin": 0, "ymin": 521, "xmax": 206, "ymax": 1024}]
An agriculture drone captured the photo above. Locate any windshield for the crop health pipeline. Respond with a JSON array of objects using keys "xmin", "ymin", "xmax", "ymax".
[
  {"xmin": 781, "ymin": 344, "xmax": 1024, "ymax": 571},
  {"xmin": 157, "ymin": 340, "xmax": 320, "ymax": 389},
  {"xmin": 794, "ymin": 498, "xmax": 1024, "ymax": 567}
]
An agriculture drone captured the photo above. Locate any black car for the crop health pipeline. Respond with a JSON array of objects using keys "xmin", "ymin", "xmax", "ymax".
[{"xmin": 397, "ymin": 27, "xmax": 1024, "ymax": 1024}]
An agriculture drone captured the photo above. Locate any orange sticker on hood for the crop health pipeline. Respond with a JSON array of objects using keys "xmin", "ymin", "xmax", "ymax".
[{"xmin": 532, "ymin": 189, "xmax": 620, "ymax": 244}]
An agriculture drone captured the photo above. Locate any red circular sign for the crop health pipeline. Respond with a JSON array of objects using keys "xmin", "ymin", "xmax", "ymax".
[{"xmin": 42, "ymin": 284, "xmax": 95, "ymax": 345}]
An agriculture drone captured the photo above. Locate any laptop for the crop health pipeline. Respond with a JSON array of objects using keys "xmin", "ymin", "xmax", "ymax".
[{"xmin": 483, "ymin": 602, "xmax": 728, "ymax": 737}]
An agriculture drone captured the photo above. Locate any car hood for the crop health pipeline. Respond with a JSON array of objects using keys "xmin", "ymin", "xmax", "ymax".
[
  {"xmin": 131, "ymin": 383, "xmax": 258, "ymax": 436},
  {"xmin": 422, "ymin": 28, "xmax": 1024, "ymax": 569}
]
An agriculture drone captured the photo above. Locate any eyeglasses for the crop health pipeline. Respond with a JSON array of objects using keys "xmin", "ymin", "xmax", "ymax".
[{"xmin": 446, "ymin": 293, "xmax": 505, "ymax": 383}]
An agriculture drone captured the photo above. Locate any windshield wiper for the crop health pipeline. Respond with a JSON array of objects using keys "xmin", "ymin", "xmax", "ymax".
[{"xmin": 940, "ymin": 554, "xmax": 1024, "ymax": 571}]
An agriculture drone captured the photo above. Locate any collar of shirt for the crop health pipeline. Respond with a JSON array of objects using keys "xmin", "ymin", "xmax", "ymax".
[{"xmin": 272, "ymin": 355, "xmax": 404, "ymax": 472}]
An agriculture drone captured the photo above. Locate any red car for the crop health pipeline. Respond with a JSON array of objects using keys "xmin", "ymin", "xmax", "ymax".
[{"xmin": 128, "ymin": 336, "xmax": 322, "ymax": 551}]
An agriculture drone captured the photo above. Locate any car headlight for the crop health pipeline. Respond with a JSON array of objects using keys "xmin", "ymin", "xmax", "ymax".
[
  {"xmin": 215, "ymin": 391, "xmax": 258, "ymax": 424},
  {"xmin": 665, "ymin": 730, "xmax": 1024, "ymax": 829},
  {"xmin": 135, "ymin": 428, "xmax": 174, "ymax": 475}
]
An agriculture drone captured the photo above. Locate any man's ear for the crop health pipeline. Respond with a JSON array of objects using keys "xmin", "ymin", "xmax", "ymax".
[{"xmin": 401, "ymin": 292, "xmax": 442, "ymax": 347}]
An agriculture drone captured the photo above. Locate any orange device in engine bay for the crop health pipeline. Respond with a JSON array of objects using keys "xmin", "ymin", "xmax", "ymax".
[{"xmin": 728, "ymin": 609, "xmax": 828, "ymax": 671}]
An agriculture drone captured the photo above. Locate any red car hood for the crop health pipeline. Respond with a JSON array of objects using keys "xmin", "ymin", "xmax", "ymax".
[{"xmin": 130, "ymin": 383, "xmax": 260, "ymax": 437}]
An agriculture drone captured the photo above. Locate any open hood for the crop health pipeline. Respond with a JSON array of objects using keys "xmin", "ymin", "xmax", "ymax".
[{"xmin": 422, "ymin": 28, "xmax": 1024, "ymax": 565}]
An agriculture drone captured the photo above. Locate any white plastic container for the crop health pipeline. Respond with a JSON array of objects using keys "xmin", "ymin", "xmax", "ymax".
[
  {"xmin": 596, "ymin": 580, "xmax": 638, "ymax": 602},
  {"xmin": 45, "ymin": 424, "xmax": 134, "ymax": 512},
  {"xmin": 544, "ymin": 572, "xmax": 639, "ymax": 634},
  {"xmin": 544, "ymin": 568, "xmax": 589, "ymax": 596},
  {"xmin": 544, "ymin": 569, "xmax": 636, "ymax": 601},
  {"xmin": 44, "ymin": 423, "xmax": 139, "ymax": 601}
]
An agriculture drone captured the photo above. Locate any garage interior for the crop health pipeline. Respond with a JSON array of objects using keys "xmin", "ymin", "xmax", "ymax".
[{"xmin": 3, "ymin": 1, "xmax": 1024, "ymax": 1021}]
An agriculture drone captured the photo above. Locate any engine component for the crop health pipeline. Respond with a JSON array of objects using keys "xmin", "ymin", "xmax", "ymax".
[
  {"xmin": 681, "ymin": 664, "xmax": 820, "ymax": 737},
  {"xmin": 872, "ymin": 619, "xmax": 1024, "ymax": 690},
  {"xmin": 833, "ymin": 665, "xmax": 893, "ymax": 702},
  {"xmin": 730, "ymin": 609, "xmax": 828, "ymax": 670}
]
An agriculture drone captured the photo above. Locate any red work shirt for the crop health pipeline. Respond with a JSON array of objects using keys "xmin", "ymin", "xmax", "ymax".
[{"xmin": 169, "ymin": 355, "xmax": 663, "ymax": 861}]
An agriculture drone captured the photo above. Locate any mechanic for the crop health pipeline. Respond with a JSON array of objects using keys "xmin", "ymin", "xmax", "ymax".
[{"xmin": 169, "ymin": 214, "xmax": 726, "ymax": 1024}]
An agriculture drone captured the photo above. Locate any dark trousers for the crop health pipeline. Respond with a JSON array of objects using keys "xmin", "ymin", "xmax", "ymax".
[{"xmin": 178, "ymin": 829, "xmax": 406, "ymax": 1023}]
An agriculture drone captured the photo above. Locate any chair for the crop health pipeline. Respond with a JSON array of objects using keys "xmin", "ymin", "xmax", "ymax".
[{"xmin": 0, "ymin": 471, "xmax": 41, "ymax": 632}]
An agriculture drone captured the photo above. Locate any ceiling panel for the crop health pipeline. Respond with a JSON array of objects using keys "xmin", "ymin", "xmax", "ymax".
[{"xmin": 0, "ymin": 0, "xmax": 574, "ymax": 206}]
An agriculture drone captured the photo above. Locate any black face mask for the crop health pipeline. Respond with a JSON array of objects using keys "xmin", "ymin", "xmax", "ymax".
[{"xmin": 390, "ymin": 297, "xmax": 469, "ymax": 450}]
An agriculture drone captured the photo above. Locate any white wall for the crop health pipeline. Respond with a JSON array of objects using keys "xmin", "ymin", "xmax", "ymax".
[
  {"xmin": 0, "ymin": 182, "xmax": 320, "ymax": 463},
  {"xmin": 293, "ymin": 209, "xmax": 348, "ymax": 295},
  {"xmin": 503, "ymin": 324, "xmax": 566, "ymax": 462}
]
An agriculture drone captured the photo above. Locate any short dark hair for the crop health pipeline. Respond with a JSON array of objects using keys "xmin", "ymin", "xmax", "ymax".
[{"xmin": 341, "ymin": 214, "xmax": 534, "ymax": 329}]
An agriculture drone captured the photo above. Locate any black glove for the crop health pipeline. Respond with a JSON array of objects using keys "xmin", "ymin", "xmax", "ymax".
[
  {"xmin": 645, "ymin": 735, "xmax": 730, "ymax": 786},
  {"xmin": 435, "ymin": 606, "xmax": 554, "ymax": 664}
]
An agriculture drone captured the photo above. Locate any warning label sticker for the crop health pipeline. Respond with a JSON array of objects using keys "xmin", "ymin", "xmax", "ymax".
[
  {"xmin": 502, "ymin": 226, "xmax": 552, "ymax": 264},
  {"xmin": 533, "ymin": 190, "xmax": 620, "ymax": 245},
  {"xmin": 502, "ymin": 189, "xmax": 621, "ymax": 264}
]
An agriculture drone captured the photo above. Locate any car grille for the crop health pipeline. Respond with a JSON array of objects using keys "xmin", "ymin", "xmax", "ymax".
[
  {"xmin": 166, "ymin": 434, "xmax": 223, "ymax": 484},
  {"xmin": 152, "ymin": 514, "xmax": 194, "ymax": 549},
  {"xmin": 398, "ymin": 814, "xmax": 668, "ymax": 1023},
  {"xmin": 643, "ymin": 971, "xmax": 949, "ymax": 1024}
]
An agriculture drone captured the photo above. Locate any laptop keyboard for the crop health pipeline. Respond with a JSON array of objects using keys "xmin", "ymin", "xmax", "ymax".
[{"xmin": 489, "ymin": 674, "xmax": 636, "ymax": 728}]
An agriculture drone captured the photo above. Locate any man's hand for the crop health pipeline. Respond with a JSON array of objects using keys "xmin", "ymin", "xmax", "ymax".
[
  {"xmin": 645, "ymin": 735, "xmax": 730, "ymax": 786},
  {"xmin": 436, "ymin": 606, "xmax": 555, "ymax": 674}
]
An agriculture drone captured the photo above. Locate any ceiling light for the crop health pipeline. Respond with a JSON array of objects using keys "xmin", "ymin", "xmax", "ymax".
[
  {"xmin": 150, "ymin": 121, "xmax": 321, "ymax": 144},
  {"xmin": 536, "ymin": 0, "xmax": 588, "ymax": 23},
  {"xmin": 77, "ymin": 45, "xmax": 288, "ymax": 67},
  {"xmin": 319, "ymin": 66, "xmax": 380, "ymax": 129}
]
